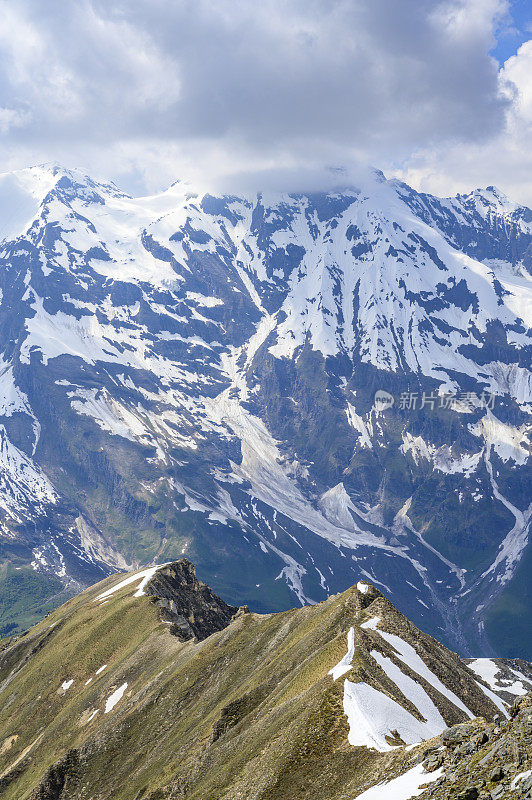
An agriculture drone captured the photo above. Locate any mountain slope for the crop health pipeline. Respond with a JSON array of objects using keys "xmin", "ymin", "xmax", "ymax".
[
  {"xmin": 0, "ymin": 165, "xmax": 530, "ymax": 655},
  {"xmin": 1, "ymin": 561, "xmax": 530, "ymax": 800}
]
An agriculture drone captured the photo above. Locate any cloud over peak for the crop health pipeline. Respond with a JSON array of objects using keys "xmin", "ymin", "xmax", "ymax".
[{"xmin": 0, "ymin": 0, "xmax": 529, "ymax": 201}]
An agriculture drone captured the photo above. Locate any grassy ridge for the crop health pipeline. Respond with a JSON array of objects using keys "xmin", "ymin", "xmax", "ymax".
[{"xmin": 0, "ymin": 567, "xmax": 505, "ymax": 799}]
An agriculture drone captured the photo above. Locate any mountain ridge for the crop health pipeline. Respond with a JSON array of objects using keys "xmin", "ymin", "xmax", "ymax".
[{"xmin": 1, "ymin": 560, "xmax": 531, "ymax": 800}]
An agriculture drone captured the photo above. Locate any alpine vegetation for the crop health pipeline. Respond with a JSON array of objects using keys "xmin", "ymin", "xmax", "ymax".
[{"xmin": 1, "ymin": 561, "xmax": 531, "ymax": 799}]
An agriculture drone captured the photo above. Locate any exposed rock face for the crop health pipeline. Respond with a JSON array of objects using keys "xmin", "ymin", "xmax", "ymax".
[
  {"xmin": 417, "ymin": 693, "xmax": 532, "ymax": 799},
  {"xmin": 29, "ymin": 750, "xmax": 80, "ymax": 800},
  {"xmin": 144, "ymin": 559, "xmax": 240, "ymax": 641}
]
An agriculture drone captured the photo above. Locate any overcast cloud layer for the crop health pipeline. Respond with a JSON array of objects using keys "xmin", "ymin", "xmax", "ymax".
[{"xmin": 0, "ymin": 0, "xmax": 530, "ymax": 202}]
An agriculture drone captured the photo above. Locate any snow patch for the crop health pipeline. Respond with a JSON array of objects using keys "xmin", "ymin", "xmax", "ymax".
[
  {"xmin": 346, "ymin": 404, "xmax": 373, "ymax": 449},
  {"xmin": 360, "ymin": 616, "xmax": 381, "ymax": 630},
  {"xmin": 343, "ymin": 680, "xmax": 442, "ymax": 751},
  {"xmin": 472, "ymin": 413, "xmax": 530, "ymax": 465},
  {"xmin": 468, "ymin": 659, "xmax": 529, "ymax": 696},
  {"xmin": 0, "ymin": 425, "xmax": 57, "ymax": 523},
  {"xmin": 371, "ymin": 628, "xmax": 475, "ymax": 719},
  {"xmin": 329, "ymin": 627, "xmax": 355, "ymax": 680},
  {"xmin": 370, "ymin": 649, "xmax": 447, "ymax": 739},
  {"xmin": 479, "ymin": 454, "xmax": 532, "ymax": 587},
  {"xmin": 186, "ymin": 291, "xmax": 223, "ymax": 307},
  {"xmin": 473, "ymin": 680, "xmax": 509, "ymax": 718},
  {"xmin": 351, "ymin": 762, "xmax": 443, "ymax": 800},
  {"xmin": 96, "ymin": 566, "xmax": 163, "ymax": 601},
  {"xmin": 511, "ymin": 770, "xmax": 532, "ymax": 791},
  {"xmin": 104, "ymin": 683, "xmax": 128, "ymax": 713}
]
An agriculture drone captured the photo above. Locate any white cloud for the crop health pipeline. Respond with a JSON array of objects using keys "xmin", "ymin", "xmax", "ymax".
[
  {"xmin": 503, "ymin": 38, "xmax": 532, "ymax": 123},
  {"xmin": 0, "ymin": 107, "xmax": 29, "ymax": 134},
  {"xmin": 0, "ymin": 0, "xmax": 529, "ymax": 203},
  {"xmin": 394, "ymin": 38, "xmax": 532, "ymax": 205}
]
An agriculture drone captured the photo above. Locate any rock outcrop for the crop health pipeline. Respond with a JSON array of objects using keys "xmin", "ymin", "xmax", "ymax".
[
  {"xmin": 144, "ymin": 559, "xmax": 241, "ymax": 641},
  {"xmin": 417, "ymin": 694, "xmax": 532, "ymax": 799}
]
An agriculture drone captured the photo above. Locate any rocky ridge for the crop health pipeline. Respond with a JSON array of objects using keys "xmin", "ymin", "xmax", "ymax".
[
  {"xmin": 0, "ymin": 561, "xmax": 530, "ymax": 799},
  {"xmin": 143, "ymin": 559, "xmax": 242, "ymax": 641},
  {"xmin": 415, "ymin": 693, "xmax": 532, "ymax": 799}
]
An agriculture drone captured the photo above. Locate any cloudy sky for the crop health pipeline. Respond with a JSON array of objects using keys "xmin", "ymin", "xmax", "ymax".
[{"xmin": 0, "ymin": 0, "xmax": 530, "ymax": 202}]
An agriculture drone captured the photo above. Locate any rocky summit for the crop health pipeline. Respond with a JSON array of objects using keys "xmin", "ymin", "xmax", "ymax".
[
  {"xmin": 0, "ymin": 165, "xmax": 530, "ymax": 656},
  {"xmin": 143, "ymin": 559, "xmax": 240, "ymax": 641},
  {"xmin": 0, "ymin": 561, "xmax": 531, "ymax": 799}
]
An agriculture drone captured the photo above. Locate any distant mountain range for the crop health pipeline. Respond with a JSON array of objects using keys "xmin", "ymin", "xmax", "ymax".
[
  {"xmin": 1, "ymin": 560, "xmax": 531, "ymax": 799},
  {"xmin": 0, "ymin": 164, "xmax": 530, "ymax": 656}
]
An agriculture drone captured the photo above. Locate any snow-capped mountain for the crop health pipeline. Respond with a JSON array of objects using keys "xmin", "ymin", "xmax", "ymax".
[{"xmin": 0, "ymin": 164, "xmax": 530, "ymax": 656}]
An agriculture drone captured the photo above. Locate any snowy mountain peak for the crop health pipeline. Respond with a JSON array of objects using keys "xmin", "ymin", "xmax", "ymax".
[
  {"xmin": 456, "ymin": 184, "xmax": 523, "ymax": 218},
  {"xmin": 0, "ymin": 165, "xmax": 530, "ymax": 658}
]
